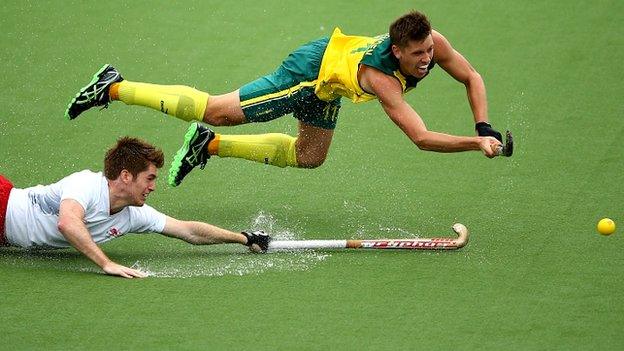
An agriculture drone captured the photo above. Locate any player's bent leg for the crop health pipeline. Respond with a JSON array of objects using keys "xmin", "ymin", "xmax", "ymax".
[
  {"xmin": 168, "ymin": 121, "xmax": 333, "ymax": 187},
  {"xmin": 211, "ymin": 121, "xmax": 333, "ymax": 170},
  {"xmin": 112, "ymin": 81, "xmax": 209, "ymax": 122}
]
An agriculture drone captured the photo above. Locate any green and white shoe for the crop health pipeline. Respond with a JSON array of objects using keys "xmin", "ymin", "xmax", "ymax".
[
  {"xmin": 65, "ymin": 64, "xmax": 123, "ymax": 120},
  {"xmin": 168, "ymin": 122, "xmax": 214, "ymax": 187}
]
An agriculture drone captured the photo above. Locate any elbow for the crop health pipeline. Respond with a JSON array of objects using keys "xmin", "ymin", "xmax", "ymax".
[
  {"xmin": 187, "ymin": 237, "xmax": 202, "ymax": 245},
  {"xmin": 465, "ymin": 71, "xmax": 483, "ymax": 87},
  {"xmin": 181, "ymin": 222, "xmax": 203, "ymax": 245},
  {"xmin": 414, "ymin": 139, "xmax": 427, "ymax": 151},
  {"xmin": 57, "ymin": 218, "xmax": 70, "ymax": 235},
  {"xmin": 412, "ymin": 135, "xmax": 431, "ymax": 151},
  {"xmin": 177, "ymin": 231, "xmax": 202, "ymax": 245},
  {"xmin": 405, "ymin": 125, "xmax": 433, "ymax": 151}
]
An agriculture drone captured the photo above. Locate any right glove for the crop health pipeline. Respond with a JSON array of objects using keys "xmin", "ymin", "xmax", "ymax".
[{"xmin": 241, "ymin": 230, "xmax": 271, "ymax": 253}]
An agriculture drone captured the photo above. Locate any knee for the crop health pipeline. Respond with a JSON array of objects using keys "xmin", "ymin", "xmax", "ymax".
[
  {"xmin": 296, "ymin": 155, "xmax": 326, "ymax": 169},
  {"xmin": 302, "ymin": 161, "xmax": 324, "ymax": 169}
]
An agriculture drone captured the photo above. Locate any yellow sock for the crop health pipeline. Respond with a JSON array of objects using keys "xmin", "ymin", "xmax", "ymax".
[
  {"xmin": 213, "ymin": 133, "xmax": 299, "ymax": 168},
  {"xmin": 113, "ymin": 81, "xmax": 209, "ymax": 122}
]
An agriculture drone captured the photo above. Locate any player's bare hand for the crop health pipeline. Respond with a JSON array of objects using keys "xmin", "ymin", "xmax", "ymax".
[
  {"xmin": 478, "ymin": 136, "xmax": 502, "ymax": 158},
  {"xmin": 102, "ymin": 261, "xmax": 148, "ymax": 279}
]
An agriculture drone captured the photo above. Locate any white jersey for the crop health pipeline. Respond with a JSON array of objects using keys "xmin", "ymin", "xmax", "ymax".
[{"xmin": 4, "ymin": 170, "xmax": 166, "ymax": 248}]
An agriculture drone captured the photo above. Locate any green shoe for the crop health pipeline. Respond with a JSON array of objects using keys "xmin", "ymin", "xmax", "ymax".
[
  {"xmin": 168, "ymin": 122, "xmax": 214, "ymax": 187},
  {"xmin": 65, "ymin": 64, "xmax": 123, "ymax": 120}
]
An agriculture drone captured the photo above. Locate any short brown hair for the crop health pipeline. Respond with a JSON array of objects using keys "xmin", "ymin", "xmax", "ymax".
[
  {"xmin": 389, "ymin": 11, "xmax": 432, "ymax": 48},
  {"xmin": 104, "ymin": 137, "xmax": 164, "ymax": 180}
]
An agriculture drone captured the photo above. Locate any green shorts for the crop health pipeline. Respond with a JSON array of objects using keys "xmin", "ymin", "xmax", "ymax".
[{"xmin": 239, "ymin": 37, "xmax": 341, "ymax": 130}]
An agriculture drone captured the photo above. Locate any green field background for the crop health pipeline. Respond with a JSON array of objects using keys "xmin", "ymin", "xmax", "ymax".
[{"xmin": 1, "ymin": 0, "xmax": 622, "ymax": 350}]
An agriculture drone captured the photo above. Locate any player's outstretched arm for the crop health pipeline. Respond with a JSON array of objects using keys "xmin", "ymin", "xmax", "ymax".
[
  {"xmin": 360, "ymin": 66, "xmax": 501, "ymax": 157},
  {"xmin": 161, "ymin": 217, "xmax": 246, "ymax": 245},
  {"xmin": 57, "ymin": 199, "xmax": 147, "ymax": 278},
  {"xmin": 160, "ymin": 216, "xmax": 269, "ymax": 252}
]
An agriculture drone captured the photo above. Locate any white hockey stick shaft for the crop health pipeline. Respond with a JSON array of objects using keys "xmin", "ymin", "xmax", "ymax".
[{"xmin": 268, "ymin": 223, "xmax": 469, "ymax": 251}]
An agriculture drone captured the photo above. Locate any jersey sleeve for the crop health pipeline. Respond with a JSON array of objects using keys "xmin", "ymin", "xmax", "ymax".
[
  {"xmin": 128, "ymin": 204, "xmax": 167, "ymax": 234},
  {"xmin": 58, "ymin": 171, "xmax": 100, "ymax": 212}
]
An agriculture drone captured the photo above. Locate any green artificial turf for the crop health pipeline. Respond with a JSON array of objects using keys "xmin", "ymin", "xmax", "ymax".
[{"xmin": 1, "ymin": 1, "xmax": 622, "ymax": 350}]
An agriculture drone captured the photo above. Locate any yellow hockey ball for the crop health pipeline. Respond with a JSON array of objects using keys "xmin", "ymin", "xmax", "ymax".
[{"xmin": 597, "ymin": 218, "xmax": 616, "ymax": 235}]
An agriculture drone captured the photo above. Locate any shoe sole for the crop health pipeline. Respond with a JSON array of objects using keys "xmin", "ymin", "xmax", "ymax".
[
  {"xmin": 64, "ymin": 64, "xmax": 111, "ymax": 120},
  {"xmin": 168, "ymin": 123, "xmax": 200, "ymax": 187}
]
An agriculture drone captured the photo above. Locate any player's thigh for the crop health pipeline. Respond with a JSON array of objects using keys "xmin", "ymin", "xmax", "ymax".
[{"xmin": 203, "ymin": 90, "xmax": 246, "ymax": 126}]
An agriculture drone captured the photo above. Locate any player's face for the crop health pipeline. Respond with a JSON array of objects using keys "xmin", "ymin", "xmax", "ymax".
[
  {"xmin": 393, "ymin": 34, "xmax": 434, "ymax": 79},
  {"xmin": 129, "ymin": 163, "xmax": 158, "ymax": 206}
]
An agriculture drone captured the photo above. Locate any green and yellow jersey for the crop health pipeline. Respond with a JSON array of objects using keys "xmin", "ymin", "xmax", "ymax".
[
  {"xmin": 238, "ymin": 27, "xmax": 434, "ymax": 130},
  {"xmin": 315, "ymin": 27, "xmax": 433, "ymax": 103}
]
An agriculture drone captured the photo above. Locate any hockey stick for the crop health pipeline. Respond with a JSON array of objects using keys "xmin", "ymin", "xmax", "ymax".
[
  {"xmin": 267, "ymin": 223, "xmax": 469, "ymax": 251},
  {"xmin": 495, "ymin": 130, "xmax": 514, "ymax": 157}
]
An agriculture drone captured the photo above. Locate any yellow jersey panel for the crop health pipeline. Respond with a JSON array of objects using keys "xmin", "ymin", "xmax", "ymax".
[{"xmin": 315, "ymin": 28, "xmax": 381, "ymax": 103}]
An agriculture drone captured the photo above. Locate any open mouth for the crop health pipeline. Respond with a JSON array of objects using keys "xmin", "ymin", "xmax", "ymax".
[{"xmin": 417, "ymin": 64, "xmax": 429, "ymax": 74}]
